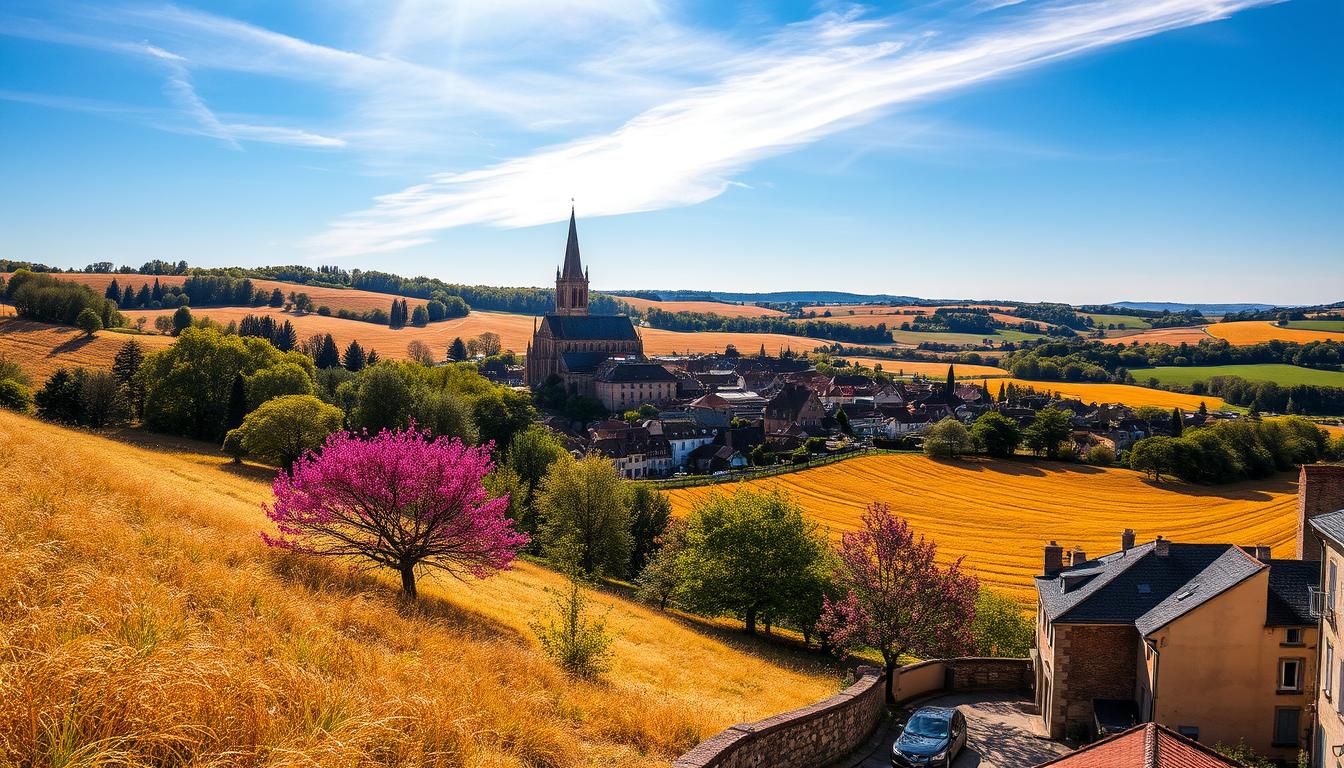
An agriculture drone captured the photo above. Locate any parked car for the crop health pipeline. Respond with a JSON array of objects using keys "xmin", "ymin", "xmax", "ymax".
[{"xmin": 891, "ymin": 706, "xmax": 967, "ymax": 767}]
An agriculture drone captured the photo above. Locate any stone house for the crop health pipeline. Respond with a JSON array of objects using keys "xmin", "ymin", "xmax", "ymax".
[
  {"xmin": 593, "ymin": 360, "xmax": 677, "ymax": 412},
  {"xmin": 587, "ymin": 421, "xmax": 672, "ymax": 479},
  {"xmin": 764, "ymin": 382, "xmax": 825, "ymax": 434},
  {"xmin": 1034, "ymin": 531, "xmax": 1318, "ymax": 756},
  {"xmin": 1297, "ymin": 464, "xmax": 1344, "ymax": 765}
]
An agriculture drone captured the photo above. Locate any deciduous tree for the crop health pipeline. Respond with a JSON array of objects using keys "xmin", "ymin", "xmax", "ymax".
[
  {"xmin": 76, "ymin": 308, "xmax": 102, "ymax": 337},
  {"xmin": 970, "ymin": 411, "xmax": 1022, "ymax": 458},
  {"xmin": 537, "ymin": 455, "xmax": 632, "ymax": 577},
  {"xmin": 231, "ymin": 394, "xmax": 343, "ymax": 470},
  {"xmin": 1024, "ymin": 407, "xmax": 1072, "ymax": 459}
]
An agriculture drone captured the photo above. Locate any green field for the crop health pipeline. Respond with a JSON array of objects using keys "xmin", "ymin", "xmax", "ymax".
[
  {"xmin": 886, "ymin": 328, "xmax": 1047, "ymax": 347},
  {"xmin": 1078, "ymin": 312, "xmax": 1153, "ymax": 330},
  {"xmin": 1287, "ymin": 320, "xmax": 1344, "ymax": 334},
  {"xmin": 1141, "ymin": 364, "xmax": 1344, "ymax": 388}
]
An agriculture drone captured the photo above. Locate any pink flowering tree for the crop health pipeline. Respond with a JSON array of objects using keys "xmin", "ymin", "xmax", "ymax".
[
  {"xmin": 818, "ymin": 502, "xmax": 978, "ymax": 705},
  {"xmin": 263, "ymin": 427, "xmax": 528, "ymax": 600}
]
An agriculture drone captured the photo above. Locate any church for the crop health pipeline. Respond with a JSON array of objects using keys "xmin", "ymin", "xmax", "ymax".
[{"xmin": 525, "ymin": 210, "xmax": 645, "ymax": 395}]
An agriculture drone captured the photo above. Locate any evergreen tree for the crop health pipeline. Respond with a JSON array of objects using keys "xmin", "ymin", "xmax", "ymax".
[
  {"xmin": 225, "ymin": 373, "xmax": 248, "ymax": 431},
  {"xmin": 120, "ymin": 285, "xmax": 135, "ymax": 308},
  {"xmin": 365, "ymin": 349, "xmax": 380, "ymax": 366},
  {"xmin": 315, "ymin": 333, "xmax": 341, "ymax": 369},
  {"xmin": 104, "ymin": 279, "xmax": 121, "ymax": 301},
  {"xmin": 411, "ymin": 304, "xmax": 428, "ymax": 327},
  {"xmin": 135, "ymin": 283, "xmax": 151, "ymax": 307},
  {"xmin": 1170, "ymin": 407, "xmax": 1184, "ymax": 437},
  {"xmin": 342, "ymin": 340, "xmax": 367, "ymax": 372},
  {"xmin": 1198, "ymin": 401, "xmax": 1208, "ymax": 416},
  {"xmin": 111, "ymin": 339, "xmax": 146, "ymax": 417},
  {"xmin": 35, "ymin": 368, "xmax": 86, "ymax": 424},
  {"xmin": 274, "ymin": 320, "xmax": 297, "ymax": 352},
  {"xmin": 269, "ymin": 288, "xmax": 284, "ymax": 307},
  {"xmin": 758, "ymin": 344, "xmax": 767, "ymax": 358},
  {"xmin": 945, "ymin": 365, "xmax": 956, "ymax": 398},
  {"xmin": 151, "ymin": 278, "xmax": 163, "ymax": 303},
  {"xmin": 836, "ymin": 406, "xmax": 853, "ymax": 436},
  {"xmin": 448, "ymin": 337, "xmax": 468, "ymax": 362},
  {"xmin": 997, "ymin": 382, "xmax": 1006, "ymax": 401}
]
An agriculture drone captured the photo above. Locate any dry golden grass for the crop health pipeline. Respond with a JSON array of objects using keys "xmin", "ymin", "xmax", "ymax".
[
  {"xmin": 129, "ymin": 307, "xmax": 825, "ymax": 359},
  {"xmin": 3, "ymin": 272, "xmax": 406, "ymax": 315},
  {"xmin": 0, "ymin": 317, "xmax": 173, "ymax": 381},
  {"xmin": 969, "ymin": 377, "xmax": 1230, "ymax": 411},
  {"xmin": 663, "ymin": 454, "xmax": 1297, "ymax": 603},
  {"xmin": 799, "ymin": 310, "xmax": 1046, "ymax": 329},
  {"xmin": 840, "ymin": 357, "xmax": 1009, "ymax": 379},
  {"xmin": 1206, "ymin": 321, "xmax": 1344, "ymax": 345},
  {"xmin": 613, "ymin": 296, "xmax": 786, "ymax": 318},
  {"xmin": 0, "ymin": 412, "xmax": 839, "ymax": 767}
]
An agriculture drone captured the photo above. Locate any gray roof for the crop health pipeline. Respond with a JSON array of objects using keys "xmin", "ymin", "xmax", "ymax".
[
  {"xmin": 1036, "ymin": 541, "xmax": 1269, "ymax": 635},
  {"xmin": 1310, "ymin": 510, "xmax": 1344, "ymax": 548},
  {"xmin": 561, "ymin": 208, "xmax": 583, "ymax": 280},
  {"xmin": 542, "ymin": 314, "xmax": 639, "ymax": 342},
  {"xmin": 596, "ymin": 362, "xmax": 676, "ymax": 383},
  {"xmin": 1266, "ymin": 558, "xmax": 1320, "ymax": 627},
  {"xmin": 560, "ymin": 351, "xmax": 610, "ymax": 374}
]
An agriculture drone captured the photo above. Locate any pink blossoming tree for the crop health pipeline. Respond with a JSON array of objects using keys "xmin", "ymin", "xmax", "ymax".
[
  {"xmin": 263, "ymin": 427, "xmax": 527, "ymax": 600},
  {"xmin": 818, "ymin": 502, "xmax": 978, "ymax": 705}
]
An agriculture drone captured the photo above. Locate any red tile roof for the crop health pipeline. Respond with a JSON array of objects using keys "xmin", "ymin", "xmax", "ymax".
[{"xmin": 1034, "ymin": 723, "xmax": 1243, "ymax": 768}]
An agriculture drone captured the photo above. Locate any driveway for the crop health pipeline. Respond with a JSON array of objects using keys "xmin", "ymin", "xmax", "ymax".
[{"xmin": 847, "ymin": 692, "xmax": 1070, "ymax": 768}]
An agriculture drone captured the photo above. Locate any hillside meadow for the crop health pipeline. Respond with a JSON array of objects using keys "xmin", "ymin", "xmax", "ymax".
[
  {"xmin": 0, "ymin": 317, "xmax": 173, "ymax": 381},
  {"xmin": 612, "ymin": 296, "xmax": 786, "ymax": 318},
  {"xmin": 663, "ymin": 453, "xmax": 1297, "ymax": 603},
  {"xmin": 970, "ymin": 377, "xmax": 1231, "ymax": 411},
  {"xmin": 1142, "ymin": 363, "xmax": 1344, "ymax": 388},
  {"xmin": 0, "ymin": 412, "xmax": 840, "ymax": 767},
  {"xmin": 128, "ymin": 307, "xmax": 826, "ymax": 358},
  {"xmin": 1099, "ymin": 326, "xmax": 1213, "ymax": 346}
]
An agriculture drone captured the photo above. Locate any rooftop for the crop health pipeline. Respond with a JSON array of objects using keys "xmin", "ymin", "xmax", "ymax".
[{"xmin": 1033, "ymin": 722, "xmax": 1244, "ymax": 767}]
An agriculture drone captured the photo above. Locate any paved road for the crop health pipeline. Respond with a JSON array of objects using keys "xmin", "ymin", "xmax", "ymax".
[{"xmin": 852, "ymin": 693, "xmax": 1070, "ymax": 768}]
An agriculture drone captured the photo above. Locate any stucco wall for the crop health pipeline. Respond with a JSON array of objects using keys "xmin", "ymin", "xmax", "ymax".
[{"xmin": 673, "ymin": 658, "xmax": 1033, "ymax": 768}]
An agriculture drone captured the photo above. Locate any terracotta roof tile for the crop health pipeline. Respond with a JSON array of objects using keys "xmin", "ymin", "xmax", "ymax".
[{"xmin": 1034, "ymin": 723, "xmax": 1243, "ymax": 767}]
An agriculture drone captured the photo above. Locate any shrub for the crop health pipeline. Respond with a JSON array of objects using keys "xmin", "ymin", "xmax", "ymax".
[
  {"xmin": 234, "ymin": 394, "xmax": 343, "ymax": 470},
  {"xmin": 0, "ymin": 379, "xmax": 32, "ymax": 412},
  {"xmin": 1086, "ymin": 445, "xmax": 1116, "ymax": 466},
  {"xmin": 924, "ymin": 417, "xmax": 972, "ymax": 459},
  {"xmin": 530, "ymin": 565, "xmax": 614, "ymax": 678}
]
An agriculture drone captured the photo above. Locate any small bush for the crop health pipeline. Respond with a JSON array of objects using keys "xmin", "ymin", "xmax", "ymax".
[
  {"xmin": 1086, "ymin": 445, "xmax": 1116, "ymax": 466},
  {"xmin": 531, "ymin": 567, "xmax": 614, "ymax": 678},
  {"xmin": 0, "ymin": 379, "xmax": 32, "ymax": 412}
]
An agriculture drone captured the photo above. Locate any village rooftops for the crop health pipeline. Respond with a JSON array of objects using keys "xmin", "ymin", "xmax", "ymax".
[
  {"xmin": 1036, "ymin": 539, "xmax": 1315, "ymax": 634},
  {"xmin": 594, "ymin": 361, "xmax": 676, "ymax": 384},
  {"xmin": 1032, "ymin": 722, "xmax": 1243, "ymax": 767},
  {"xmin": 540, "ymin": 314, "xmax": 640, "ymax": 341}
]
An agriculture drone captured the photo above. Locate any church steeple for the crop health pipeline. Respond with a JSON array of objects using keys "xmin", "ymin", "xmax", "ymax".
[{"xmin": 555, "ymin": 206, "xmax": 590, "ymax": 316}]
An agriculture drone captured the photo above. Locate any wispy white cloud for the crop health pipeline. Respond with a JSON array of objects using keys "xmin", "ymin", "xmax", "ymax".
[{"xmin": 309, "ymin": 0, "xmax": 1278, "ymax": 258}]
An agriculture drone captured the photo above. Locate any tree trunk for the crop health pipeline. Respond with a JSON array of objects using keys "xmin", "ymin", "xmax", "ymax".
[
  {"xmin": 400, "ymin": 563, "xmax": 418, "ymax": 600},
  {"xmin": 884, "ymin": 657, "xmax": 898, "ymax": 707},
  {"xmin": 745, "ymin": 606, "xmax": 757, "ymax": 635}
]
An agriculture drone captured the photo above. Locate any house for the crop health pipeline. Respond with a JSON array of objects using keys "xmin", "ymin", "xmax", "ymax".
[
  {"xmin": 1031, "ymin": 722, "xmax": 1244, "ymax": 767},
  {"xmin": 764, "ymin": 383, "xmax": 825, "ymax": 434},
  {"xmin": 587, "ymin": 421, "xmax": 672, "ymax": 479},
  {"xmin": 686, "ymin": 443, "xmax": 748, "ymax": 474},
  {"xmin": 1297, "ymin": 464, "xmax": 1344, "ymax": 764},
  {"xmin": 646, "ymin": 420, "xmax": 718, "ymax": 469},
  {"xmin": 686, "ymin": 392, "xmax": 732, "ymax": 427},
  {"xmin": 1034, "ymin": 530, "xmax": 1317, "ymax": 756},
  {"xmin": 593, "ymin": 360, "xmax": 677, "ymax": 412}
]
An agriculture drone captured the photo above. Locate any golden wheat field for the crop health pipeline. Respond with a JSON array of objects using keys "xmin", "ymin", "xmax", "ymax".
[
  {"xmin": 663, "ymin": 454, "xmax": 1297, "ymax": 603},
  {"xmin": 1099, "ymin": 326, "xmax": 1213, "ymax": 346},
  {"xmin": 796, "ymin": 308, "xmax": 1045, "ymax": 329},
  {"xmin": 0, "ymin": 411, "xmax": 839, "ymax": 768},
  {"xmin": 841, "ymin": 357, "xmax": 1009, "ymax": 379},
  {"xmin": 129, "ymin": 306, "xmax": 826, "ymax": 358},
  {"xmin": 0, "ymin": 318, "xmax": 173, "ymax": 381},
  {"xmin": 612, "ymin": 296, "xmax": 786, "ymax": 318},
  {"xmin": 969, "ymin": 377, "xmax": 1231, "ymax": 411},
  {"xmin": 1206, "ymin": 320, "xmax": 1344, "ymax": 345}
]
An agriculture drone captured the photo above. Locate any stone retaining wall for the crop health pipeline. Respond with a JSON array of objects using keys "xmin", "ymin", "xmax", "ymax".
[{"xmin": 673, "ymin": 658, "xmax": 1033, "ymax": 768}]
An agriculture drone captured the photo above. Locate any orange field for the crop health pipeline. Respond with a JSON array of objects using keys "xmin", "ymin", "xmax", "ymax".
[
  {"xmin": 1206, "ymin": 320, "xmax": 1344, "ymax": 345},
  {"xmin": 841, "ymin": 357, "xmax": 1009, "ymax": 379},
  {"xmin": 663, "ymin": 454, "xmax": 1297, "ymax": 602},
  {"xmin": 4, "ymin": 272, "xmax": 407, "ymax": 315},
  {"xmin": 797, "ymin": 306, "xmax": 1044, "ymax": 329},
  {"xmin": 1099, "ymin": 326, "xmax": 1213, "ymax": 346},
  {"xmin": 0, "ymin": 318, "xmax": 173, "ymax": 381},
  {"xmin": 969, "ymin": 377, "xmax": 1230, "ymax": 411},
  {"xmin": 129, "ymin": 306, "xmax": 827, "ymax": 359},
  {"xmin": 613, "ymin": 296, "xmax": 786, "ymax": 318}
]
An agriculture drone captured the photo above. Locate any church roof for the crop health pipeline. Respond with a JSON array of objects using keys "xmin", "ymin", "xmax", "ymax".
[
  {"xmin": 560, "ymin": 351, "xmax": 610, "ymax": 374},
  {"xmin": 541, "ymin": 314, "xmax": 639, "ymax": 342},
  {"xmin": 561, "ymin": 207, "xmax": 584, "ymax": 279}
]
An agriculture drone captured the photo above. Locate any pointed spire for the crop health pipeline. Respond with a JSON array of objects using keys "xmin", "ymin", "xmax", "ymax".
[{"xmin": 561, "ymin": 206, "xmax": 583, "ymax": 279}]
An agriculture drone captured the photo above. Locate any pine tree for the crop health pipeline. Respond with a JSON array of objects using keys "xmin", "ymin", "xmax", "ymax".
[
  {"xmin": 225, "ymin": 373, "xmax": 247, "ymax": 431},
  {"xmin": 365, "ymin": 349, "xmax": 380, "ymax": 366},
  {"xmin": 997, "ymin": 382, "xmax": 1006, "ymax": 402},
  {"xmin": 269, "ymin": 288, "xmax": 284, "ymax": 307},
  {"xmin": 105, "ymin": 279, "xmax": 121, "ymax": 300},
  {"xmin": 111, "ymin": 339, "xmax": 146, "ymax": 418},
  {"xmin": 945, "ymin": 365, "xmax": 956, "ymax": 398},
  {"xmin": 1170, "ymin": 408, "xmax": 1184, "ymax": 436},
  {"xmin": 121, "ymin": 284, "xmax": 135, "ymax": 308},
  {"xmin": 1198, "ymin": 401, "xmax": 1208, "ymax": 416},
  {"xmin": 343, "ymin": 340, "xmax": 367, "ymax": 372},
  {"xmin": 758, "ymin": 344, "xmax": 767, "ymax": 358},
  {"xmin": 274, "ymin": 320, "xmax": 297, "ymax": 352},
  {"xmin": 316, "ymin": 334, "xmax": 341, "ymax": 369},
  {"xmin": 151, "ymin": 278, "xmax": 163, "ymax": 303},
  {"xmin": 448, "ymin": 337, "xmax": 468, "ymax": 362},
  {"xmin": 135, "ymin": 283, "xmax": 151, "ymax": 308}
]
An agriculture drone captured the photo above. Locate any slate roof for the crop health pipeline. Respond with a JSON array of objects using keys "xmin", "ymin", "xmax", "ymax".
[
  {"xmin": 1266, "ymin": 558, "xmax": 1320, "ymax": 626},
  {"xmin": 561, "ymin": 208, "xmax": 584, "ymax": 279},
  {"xmin": 1036, "ymin": 541, "xmax": 1267, "ymax": 634},
  {"xmin": 560, "ymin": 351, "xmax": 611, "ymax": 374},
  {"xmin": 766, "ymin": 383, "xmax": 817, "ymax": 418},
  {"xmin": 1310, "ymin": 510, "xmax": 1344, "ymax": 548},
  {"xmin": 1033, "ymin": 722, "xmax": 1244, "ymax": 767},
  {"xmin": 596, "ymin": 362, "xmax": 675, "ymax": 383},
  {"xmin": 542, "ymin": 314, "xmax": 639, "ymax": 342}
]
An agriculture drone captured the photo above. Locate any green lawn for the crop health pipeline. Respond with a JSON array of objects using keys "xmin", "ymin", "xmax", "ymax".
[
  {"xmin": 1078, "ymin": 312, "xmax": 1153, "ymax": 330},
  {"xmin": 1140, "ymin": 364, "xmax": 1344, "ymax": 388},
  {"xmin": 1287, "ymin": 320, "xmax": 1344, "ymax": 333},
  {"xmin": 885, "ymin": 328, "xmax": 1048, "ymax": 347}
]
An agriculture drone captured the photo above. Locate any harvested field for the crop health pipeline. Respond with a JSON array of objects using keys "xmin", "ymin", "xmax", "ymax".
[
  {"xmin": 0, "ymin": 318, "xmax": 173, "ymax": 381},
  {"xmin": 1206, "ymin": 321, "xmax": 1344, "ymax": 345},
  {"xmin": 840, "ymin": 357, "xmax": 1009, "ymax": 379},
  {"xmin": 969, "ymin": 377, "xmax": 1231, "ymax": 411},
  {"xmin": 801, "ymin": 304, "xmax": 1014, "ymax": 315},
  {"xmin": 613, "ymin": 296, "xmax": 786, "ymax": 318},
  {"xmin": 0, "ymin": 411, "xmax": 840, "ymax": 767},
  {"xmin": 1099, "ymin": 326, "xmax": 1212, "ymax": 346},
  {"xmin": 129, "ymin": 307, "xmax": 826, "ymax": 358},
  {"xmin": 663, "ymin": 453, "xmax": 1297, "ymax": 602}
]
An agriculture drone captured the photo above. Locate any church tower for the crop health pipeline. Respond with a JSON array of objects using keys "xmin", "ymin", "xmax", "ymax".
[{"xmin": 555, "ymin": 207, "xmax": 589, "ymax": 316}]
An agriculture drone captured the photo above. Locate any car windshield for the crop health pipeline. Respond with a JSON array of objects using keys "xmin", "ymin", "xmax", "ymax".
[{"xmin": 905, "ymin": 713, "xmax": 950, "ymax": 739}]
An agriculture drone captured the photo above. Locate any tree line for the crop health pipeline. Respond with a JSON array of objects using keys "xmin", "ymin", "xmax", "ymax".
[
  {"xmin": 642, "ymin": 308, "xmax": 893, "ymax": 343},
  {"xmin": 1129, "ymin": 416, "xmax": 1339, "ymax": 483}
]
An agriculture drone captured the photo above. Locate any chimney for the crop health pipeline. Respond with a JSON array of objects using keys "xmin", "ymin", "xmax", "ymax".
[
  {"xmin": 1155, "ymin": 536, "xmax": 1170, "ymax": 557},
  {"xmin": 1254, "ymin": 545, "xmax": 1272, "ymax": 562},
  {"xmin": 1044, "ymin": 541, "xmax": 1064, "ymax": 576},
  {"xmin": 1069, "ymin": 546, "xmax": 1087, "ymax": 567},
  {"xmin": 1122, "ymin": 529, "xmax": 1136, "ymax": 552},
  {"xmin": 1297, "ymin": 464, "xmax": 1344, "ymax": 561}
]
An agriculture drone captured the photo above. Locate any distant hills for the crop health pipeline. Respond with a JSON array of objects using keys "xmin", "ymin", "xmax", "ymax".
[
  {"xmin": 611, "ymin": 290, "xmax": 1292, "ymax": 313},
  {"xmin": 1108, "ymin": 301, "xmax": 1280, "ymax": 315}
]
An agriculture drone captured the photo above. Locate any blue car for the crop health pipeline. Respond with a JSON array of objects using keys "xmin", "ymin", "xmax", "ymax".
[{"xmin": 890, "ymin": 706, "xmax": 967, "ymax": 767}]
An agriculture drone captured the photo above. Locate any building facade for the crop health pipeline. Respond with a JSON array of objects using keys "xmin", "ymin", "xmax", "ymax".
[{"xmin": 1301, "ymin": 464, "xmax": 1344, "ymax": 766}]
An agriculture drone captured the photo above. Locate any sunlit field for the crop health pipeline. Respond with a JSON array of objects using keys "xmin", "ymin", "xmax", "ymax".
[
  {"xmin": 0, "ymin": 317, "xmax": 174, "ymax": 381},
  {"xmin": 969, "ymin": 377, "xmax": 1231, "ymax": 411},
  {"xmin": 0, "ymin": 412, "xmax": 840, "ymax": 768},
  {"xmin": 612, "ymin": 295, "xmax": 787, "ymax": 318},
  {"xmin": 663, "ymin": 453, "xmax": 1297, "ymax": 603},
  {"xmin": 1206, "ymin": 320, "xmax": 1344, "ymax": 345},
  {"xmin": 840, "ymin": 357, "xmax": 1009, "ymax": 379}
]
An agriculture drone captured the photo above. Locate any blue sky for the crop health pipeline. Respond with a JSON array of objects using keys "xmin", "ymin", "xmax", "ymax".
[{"xmin": 1, "ymin": 0, "xmax": 1340, "ymax": 305}]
